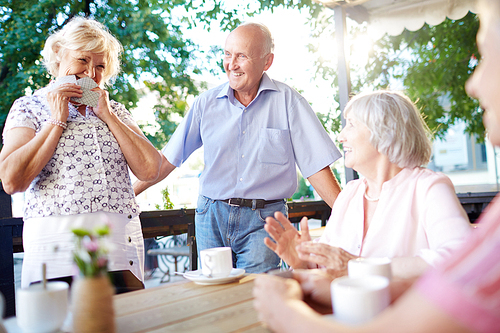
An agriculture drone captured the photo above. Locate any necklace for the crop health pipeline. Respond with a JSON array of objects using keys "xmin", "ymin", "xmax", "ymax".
[{"xmin": 364, "ymin": 188, "xmax": 380, "ymax": 202}]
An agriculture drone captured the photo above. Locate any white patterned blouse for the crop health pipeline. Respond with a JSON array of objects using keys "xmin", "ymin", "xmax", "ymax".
[{"xmin": 2, "ymin": 82, "xmax": 141, "ymax": 219}]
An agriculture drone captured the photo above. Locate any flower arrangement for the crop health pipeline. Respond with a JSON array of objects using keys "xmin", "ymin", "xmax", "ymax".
[{"xmin": 72, "ymin": 225, "xmax": 110, "ymax": 277}]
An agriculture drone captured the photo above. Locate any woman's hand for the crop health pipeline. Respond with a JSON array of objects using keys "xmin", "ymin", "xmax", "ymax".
[
  {"xmin": 253, "ymin": 274, "xmax": 333, "ymax": 333},
  {"xmin": 91, "ymin": 87, "xmax": 114, "ymax": 123},
  {"xmin": 46, "ymin": 83, "xmax": 82, "ymax": 122},
  {"xmin": 264, "ymin": 212, "xmax": 312, "ymax": 269},
  {"xmin": 296, "ymin": 242, "xmax": 358, "ymax": 275},
  {"xmin": 293, "ymin": 269, "xmax": 335, "ymax": 310},
  {"xmin": 83, "ymin": 85, "xmax": 162, "ymax": 182},
  {"xmin": 253, "ymin": 275, "xmax": 304, "ymax": 330}
]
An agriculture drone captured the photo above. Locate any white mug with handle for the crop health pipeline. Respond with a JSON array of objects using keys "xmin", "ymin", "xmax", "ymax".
[{"xmin": 200, "ymin": 247, "xmax": 233, "ymax": 278}]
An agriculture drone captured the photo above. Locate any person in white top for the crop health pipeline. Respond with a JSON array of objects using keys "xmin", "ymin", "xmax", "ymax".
[
  {"xmin": 264, "ymin": 90, "xmax": 471, "ymax": 279},
  {"xmin": 0, "ymin": 17, "xmax": 162, "ymax": 291}
]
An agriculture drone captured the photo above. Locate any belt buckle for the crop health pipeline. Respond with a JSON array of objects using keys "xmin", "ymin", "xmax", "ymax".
[{"xmin": 228, "ymin": 198, "xmax": 241, "ymax": 207}]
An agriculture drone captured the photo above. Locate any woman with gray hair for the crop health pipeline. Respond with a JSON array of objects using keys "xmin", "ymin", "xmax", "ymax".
[
  {"xmin": 264, "ymin": 90, "xmax": 471, "ymax": 278},
  {"xmin": 0, "ymin": 17, "xmax": 162, "ymax": 291}
]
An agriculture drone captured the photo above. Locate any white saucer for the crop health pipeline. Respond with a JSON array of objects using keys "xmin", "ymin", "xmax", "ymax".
[{"xmin": 183, "ymin": 268, "xmax": 245, "ymax": 285}]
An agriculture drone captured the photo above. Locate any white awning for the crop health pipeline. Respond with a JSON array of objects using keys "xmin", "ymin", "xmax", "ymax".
[{"xmin": 315, "ymin": 0, "xmax": 478, "ymax": 39}]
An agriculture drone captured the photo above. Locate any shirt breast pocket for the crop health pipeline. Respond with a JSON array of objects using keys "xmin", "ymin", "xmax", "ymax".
[{"xmin": 258, "ymin": 128, "xmax": 292, "ymax": 165}]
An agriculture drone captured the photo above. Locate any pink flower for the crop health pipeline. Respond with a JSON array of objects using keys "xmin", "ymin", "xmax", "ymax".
[{"xmin": 82, "ymin": 236, "xmax": 100, "ymax": 253}]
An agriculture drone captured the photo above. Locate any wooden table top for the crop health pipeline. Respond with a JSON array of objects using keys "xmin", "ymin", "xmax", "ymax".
[{"xmin": 114, "ymin": 274, "xmax": 269, "ymax": 333}]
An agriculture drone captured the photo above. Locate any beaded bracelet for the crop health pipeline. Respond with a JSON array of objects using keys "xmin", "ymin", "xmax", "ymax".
[{"xmin": 46, "ymin": 118, "xmax": 68, "ymax": 130}]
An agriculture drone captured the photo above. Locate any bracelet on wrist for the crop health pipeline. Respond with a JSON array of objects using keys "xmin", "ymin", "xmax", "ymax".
[{"xmin": 46, "ymin": 118, "xmax": 67, "ymax": 130}]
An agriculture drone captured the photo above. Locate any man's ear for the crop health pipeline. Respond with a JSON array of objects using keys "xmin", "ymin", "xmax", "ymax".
[{"xmin": 264, "ymin": 53, "xmax": 274, "ymax": 71}]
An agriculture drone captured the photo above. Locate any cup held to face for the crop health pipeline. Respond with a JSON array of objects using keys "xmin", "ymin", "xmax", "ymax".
[
  {"xmin": 331, "ymin": 275, "xmax": 390, "ymax": 325},
  {"xmin": 16, "ymin": 281, "xmax": 69, "ymax": 333},
  {"xmin": 200, "ymin": 247, "xmax": 233, "ymax": 278}
]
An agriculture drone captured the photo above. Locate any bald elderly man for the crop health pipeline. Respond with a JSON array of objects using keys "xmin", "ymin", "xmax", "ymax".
[{"xmin": 134, "ymin": 22, "xmax": 342, "ymax": 273}]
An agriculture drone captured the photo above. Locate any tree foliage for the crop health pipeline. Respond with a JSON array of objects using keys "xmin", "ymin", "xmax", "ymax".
[
  {"xmin": 308, "ymin": 11, "xmax": 480, "ymax": 138},
  {"xmin": 1, "ymin": 1, "xmax": 481, "ymax": 148},
  {"xmin": 0, "ymin": 0, "xmax": 327, "ymax": 149},
  {"xmin": 0, "ymin": 0, "xmax": 214, "ymax": 148},
  {"xmin": 360, "ymin": 13, "xmax": 481, "ymax": 139}
]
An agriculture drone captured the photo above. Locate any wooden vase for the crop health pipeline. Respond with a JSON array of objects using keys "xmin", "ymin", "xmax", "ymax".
[{"xmin": 72, "ymin": 275, "xmax": 116, "ymax": 333}]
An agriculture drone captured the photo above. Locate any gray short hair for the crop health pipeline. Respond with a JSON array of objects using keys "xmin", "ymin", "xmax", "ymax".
[
  {"xmin": 239, "ymin": 22, "xmax": 274, "ymax": 56},
  {"xmin": 42, "ymin": 17, "xmax": 122, "ymax": 85},
  {"xmin": 344, "ymin": 90, "xmax": 432, "ymax": 168}
]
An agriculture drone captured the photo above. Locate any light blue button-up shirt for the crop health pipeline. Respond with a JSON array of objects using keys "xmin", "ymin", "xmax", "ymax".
[{"xmin": 163, "ymin": 73, "xmax": 341, "ymax": 200}]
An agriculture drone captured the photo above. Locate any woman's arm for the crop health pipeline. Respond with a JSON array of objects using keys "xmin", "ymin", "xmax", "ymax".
[
  {"xmin": 390, "ymin": 257, "xmax": 429, "ymax": 279},
  {"xmin": 420, "ymin": 177, "xmax": 472, "ymax": 265},
  {"xmin": 253, "ymin": 274, "xmax": 472, "ymax": 333},
  {"xmin": 297, "ymin": 242, "xmax": 429, "ymax": 279},
  {"xmin": 0, "ymin": 83, "xmax": 81, "ymax": 193},
  {"xmin": 0, "ymin": 126, "xmax": 64, "ymax": 193},
  {"xmin": 92, "ymin": 88, "xmax": 162, "ymax": 182}
]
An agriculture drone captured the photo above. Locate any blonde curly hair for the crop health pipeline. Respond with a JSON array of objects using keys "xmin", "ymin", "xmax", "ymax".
[{"xmin": 42, "ymin": 17, "xmax": 122, "ymax": 85}]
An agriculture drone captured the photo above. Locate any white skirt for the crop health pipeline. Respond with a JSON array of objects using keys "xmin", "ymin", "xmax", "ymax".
[{"xmin": 21, "ymin": 211, "xmax": 144, "ymax": 288}]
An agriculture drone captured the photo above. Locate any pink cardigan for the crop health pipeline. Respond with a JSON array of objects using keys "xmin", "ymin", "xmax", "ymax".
[{"xmin": 318, "ymin": 167, "xmax": 471, "ymax": 266}]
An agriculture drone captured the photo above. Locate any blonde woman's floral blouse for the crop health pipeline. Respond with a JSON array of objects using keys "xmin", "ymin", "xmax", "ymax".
[{"xmin": 3, "ymin": 83, "xmax": 141, "ymax": 219}]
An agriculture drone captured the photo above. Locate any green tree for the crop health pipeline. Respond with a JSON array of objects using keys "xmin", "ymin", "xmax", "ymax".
[
  {"xmin": 2, "ymin": 1, "xmax": 479, "ymax": 146},
  {"xmin": 308, "ymin": 11, "xmax": 480, "ymax": 138},
  {"xmin": 0, "ymin": 0, "xmax": 210, "ymax": 148},
  {"xmin": 360, "ymin": 13, "xmax": 481, "ymax": 139},
  {"xmin": 0, "ymin": 0, "xmax": 328, "ymax": 150}
]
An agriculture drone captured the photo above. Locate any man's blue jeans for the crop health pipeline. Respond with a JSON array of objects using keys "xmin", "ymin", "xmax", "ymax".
[{"xmin": 195, "ymin": 195, "xmax": 288, "ymax": 273}]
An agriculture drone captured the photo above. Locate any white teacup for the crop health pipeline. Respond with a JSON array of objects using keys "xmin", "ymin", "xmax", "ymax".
[
  {"xmin": 200, "ymin": 247, "xmax": 233, "ymax": 278},
  {"xmin": 331, "ymin": 275, "xmax": 390, "ymax": 325},
  {"xmin": 348, "ymin": 257, "xmax": 392, "ymax": 280},
  {"xmin": 16, "ymin": 281, "xmax": 69, "ymax": 333}
]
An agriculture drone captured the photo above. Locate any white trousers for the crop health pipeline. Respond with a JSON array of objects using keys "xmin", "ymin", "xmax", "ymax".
[{"xmin": 21, "ymin": 211, "xmax": 144, "ymax": 288}]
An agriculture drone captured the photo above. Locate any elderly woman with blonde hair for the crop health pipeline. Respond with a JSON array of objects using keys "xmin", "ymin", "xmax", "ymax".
[
  {"xmin": 0, "ymin": 17, "xmax": 162, "ymax": 291},
  {"xmin": 264, "ymin": 90, "xmax": 471, "ymax": 278}
]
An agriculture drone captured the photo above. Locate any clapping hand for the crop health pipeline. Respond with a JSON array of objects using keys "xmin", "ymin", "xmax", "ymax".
[
  {"xmin": 296, "ymin": 242, "xmax": 358, "ymax": 276},
  {"xmin": 264, "ymin": 212, "xmax": 312, "ymax": 269}
]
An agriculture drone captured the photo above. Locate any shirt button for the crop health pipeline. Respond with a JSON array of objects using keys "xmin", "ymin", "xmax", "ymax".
[
  {"xmin": 242, "ymin": 131, "xmax": 246, "ymax": 134},
  {"xmin": 241, "ymin": 155, "xmax": 245, "ymax": 158},
  {"xmin": 129, "ymin": 260, "xmax": 134, "ymax": 266},
  {"xmin": 97, "ymin": 169, "xmax": 102, "ymax": 173},
  {"xmin": 239, "ymin": 178, "xmax": 243, "ymax": 182},
  {"xmin": 128, "ymin": 215, "xmax": 132, "ymax": 219},
  {"xmin": 357, "ymin": 245, "xmax": 361, "ymax": 249},
  {"xmin": 128, "ymin": 236, "xmax": 132, "ymax": 243}
]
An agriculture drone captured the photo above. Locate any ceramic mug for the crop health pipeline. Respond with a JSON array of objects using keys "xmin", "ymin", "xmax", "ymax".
[
  {"xmin": 331, "ymin": 275, "xmax": 390, "ymax": 325},
  {"xmin": 348, "ymin": 257, "xmax": 392, "ymax": 280},
  {"xmin": 200, "ymin": 247, "xmax": 233, "ymax": 278},
  {"xmin": 16, "ymin": 281, "xmax": 69, "ymax": 333}
]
